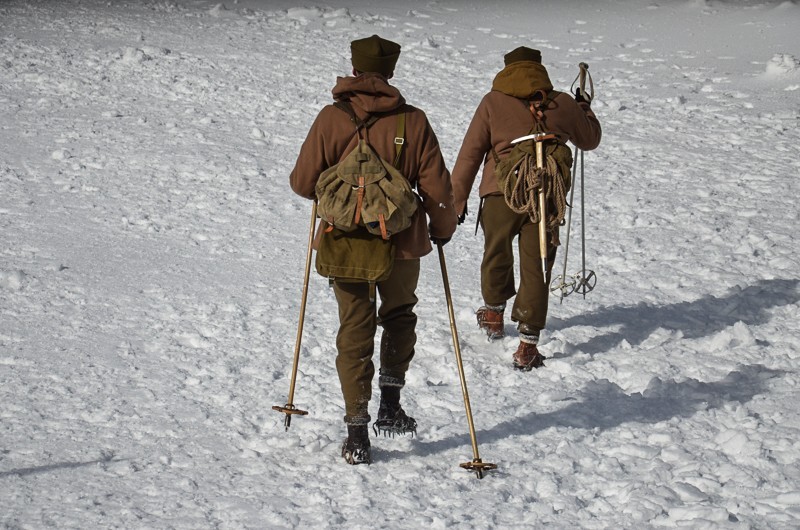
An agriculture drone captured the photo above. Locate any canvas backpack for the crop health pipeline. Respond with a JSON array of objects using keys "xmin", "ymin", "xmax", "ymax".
[
  {"xmin": 493, "ymin": 90, "xmax": 573, "ymax": 245},
  {"xmin": 314, "ymin": 102, "xmax": 418, "ymax": 292},
  {"xmin": 315, "ymin": 102, "xmax": 418, "ymax": 240}
]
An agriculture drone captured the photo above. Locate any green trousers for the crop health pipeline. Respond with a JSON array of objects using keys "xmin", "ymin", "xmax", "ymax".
[
  {"xmin": 332, "ymin": 259, "xmax": 420, "ymax": 421},
  {"xmin": 480, "ymin": 195, "xmax": 557, "ymax": 334}
]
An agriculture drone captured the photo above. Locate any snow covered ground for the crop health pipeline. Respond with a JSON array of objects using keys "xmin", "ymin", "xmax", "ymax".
[{"xmin": 2, "ymin": 0, "xmax": 799, "ymax": 528}]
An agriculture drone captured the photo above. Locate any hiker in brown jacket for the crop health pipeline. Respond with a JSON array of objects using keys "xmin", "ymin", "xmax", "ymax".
[
  {"xmin": 289, "ymin": 35, "xmax": 457, "ymax": 465},
  {"xmin": 451, "ymin": 46, "xmax": 601, "ymax": 370}
]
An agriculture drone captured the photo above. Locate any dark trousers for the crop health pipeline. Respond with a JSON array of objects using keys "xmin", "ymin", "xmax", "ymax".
[
  {"xmin": 332, "ymin": 259, "xmax": 420, "ymax": 420},
  {"xmin": 480, "ymin": 195, "xmax": 557, "ymax": 334}
]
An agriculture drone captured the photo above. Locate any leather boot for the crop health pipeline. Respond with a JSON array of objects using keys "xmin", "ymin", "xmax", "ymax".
[
  {"xmin": 512, "ymin": 333, "xmax": 546, "ymax": 371},
  {"xmin": 476, "ymin": 304, "xmax": 505, "ymax": 340}
]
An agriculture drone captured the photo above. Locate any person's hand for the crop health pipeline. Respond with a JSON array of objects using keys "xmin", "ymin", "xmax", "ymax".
[
  {"xmin": 457, "ymin": 205, "xmax": 467, "ymax": 225},
  {"xmin": 575, "ymin": 90, "xmax": 592, "ymax": 105},
  {"xmin": 430, "ymin": 236, "xmax": 451, "ymax": 247}
]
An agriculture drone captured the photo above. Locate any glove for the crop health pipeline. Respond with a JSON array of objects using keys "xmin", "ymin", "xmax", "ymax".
[
  {"xmin": 457, "ymin": 206, "xmax": 467, "ymax": 225},
  {"xmin": 575, "ymin": 90, "xmax": 592, "ymax": 105},
  {"xmin": 431, "ymin": 236, "xmax": 451, "ymax": 247}
]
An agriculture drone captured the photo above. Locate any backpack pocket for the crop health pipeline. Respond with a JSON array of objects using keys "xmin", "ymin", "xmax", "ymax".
[{"xmin": 315, "ymin": 225, "xmax": 395, "ymax": 283}]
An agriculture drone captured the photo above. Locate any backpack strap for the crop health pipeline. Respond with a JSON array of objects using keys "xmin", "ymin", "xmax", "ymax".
[
  {"xmin": 526, "ymin": 90, "xmax": 559, "ymax": 131},
  {"xmin": 490, "ymin": 90, "xmax": 560, "ymax": 163},
  {"xmin": 334, "ymin": 101, "xmax": 406, "ymax": 168},
  {"xmin": 393, "ymin": 111, "xmax": 405, "ymax": 168},
  {"xmin": 334, "ymin": 101, "xmax": 379, "ymax": 141}
]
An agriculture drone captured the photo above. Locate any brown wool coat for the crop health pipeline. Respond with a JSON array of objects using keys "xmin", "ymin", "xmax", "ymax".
[
  {"xmin": 290, "ymin": 73, "xmax": 457, "ymax": 259},
  {"xmin": 451, "ymin": 62, "xmax": 602, "ymax": 216}
]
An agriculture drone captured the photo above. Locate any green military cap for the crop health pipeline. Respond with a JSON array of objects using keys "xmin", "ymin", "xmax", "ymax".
[
  {"xmin": 504, "ymin": 46, "xmax": 542, "ymax": 65},
  {"xmin": 351, "ymin": 34, "xmax": 401, "ymax": 76}
]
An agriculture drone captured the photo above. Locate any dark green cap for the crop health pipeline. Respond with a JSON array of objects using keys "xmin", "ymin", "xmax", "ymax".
[
  {"xmin": 350, "ymin": 34, "xmax": 401, "ymax": 76},
  {"xmin": 504, "ymin": 46, "xmax": 542, "ymax": 65}
]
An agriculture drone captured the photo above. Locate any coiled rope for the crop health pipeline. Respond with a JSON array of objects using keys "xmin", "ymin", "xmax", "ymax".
[{"xmin": 501, "ymin": 149, "xmax": 569, "ymax": 244}]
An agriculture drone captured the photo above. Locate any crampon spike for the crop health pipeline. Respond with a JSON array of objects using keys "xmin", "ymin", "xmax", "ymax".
[
  {"xmin": 460, "ymin": 459, "xmax": 498, "ymax": 480},
  {"xmin": 271, "ymin": 404, "xmax": 308, "ymax": 431}
]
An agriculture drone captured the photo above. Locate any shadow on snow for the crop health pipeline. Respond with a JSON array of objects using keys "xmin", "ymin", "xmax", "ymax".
[
  {"xmin": 551, "ymin": 278, "xmax": 799, "ymax": 356},
  {"xmin": 411, "ymin": 363, "xmax": 784, "ymax": 460}
]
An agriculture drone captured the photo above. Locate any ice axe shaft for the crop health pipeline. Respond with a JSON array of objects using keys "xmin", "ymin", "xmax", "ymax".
[
  {"xmin": 271, "ymin": 202, "xmax": 316, "ymax": 429},
  {"xmin": 437, "ymin": 243, "xmax": 497, "ymax": 479},
  {"xmin": 534, "ymin": 134, "xmax": 554, "ymax": 284}
]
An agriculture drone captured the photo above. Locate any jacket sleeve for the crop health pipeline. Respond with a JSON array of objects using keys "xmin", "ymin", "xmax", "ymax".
[
  {"xmin": 289, "ymin": 109, "xmax": 330, "ymax": 200},
  {"xmin": 450, "ymin": 95, "xmax": 492, "ymax": 216},
  {"xmin": 555, "ymin": 95, "xmax": 602, "ymax": 151},
  {"xmin": 415, "ymin": 116, "xmax": 457, "ymax": 240}
]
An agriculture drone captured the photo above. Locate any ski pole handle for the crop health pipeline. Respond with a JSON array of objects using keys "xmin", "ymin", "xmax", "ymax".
[{"xmin": 578, "ymin": 62, "xmax": 594, "ymax": 101}]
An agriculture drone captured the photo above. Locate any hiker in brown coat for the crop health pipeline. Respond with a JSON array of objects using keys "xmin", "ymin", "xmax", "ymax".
[
  {"xmin": 451, "ymin": 46, "xmax": 601, "ymax": 370},
  {"xmin": 289, "ymin": 35, "xmax": 457, "ymax": 465}
]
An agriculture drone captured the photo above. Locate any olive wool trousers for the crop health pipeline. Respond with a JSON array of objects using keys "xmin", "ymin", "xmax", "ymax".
[
  {"xmin": 332, "ymin": 259, "xmax": 420, "ymax": 421},
  {"xmin": 480, "ymin": 194, "xmax": 557, "ymax": 334}
]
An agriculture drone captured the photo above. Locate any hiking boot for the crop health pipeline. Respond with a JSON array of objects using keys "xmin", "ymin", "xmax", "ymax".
[
  {"xmin": 373, "ymin": 377, "xmax": 417, "ymax": 437},
  {"xmin": 476, "ymin": 305, "xmax": 505, "ymax": 340},
  {"xmin": 341, "ymin": 424, "xmax": 371, "ymax": 465},
  {"xmin": 512, "ymin": 334, "xmax": 546, "ymax": 371}
]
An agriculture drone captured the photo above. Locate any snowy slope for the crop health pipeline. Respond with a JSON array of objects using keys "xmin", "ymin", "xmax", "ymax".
[{"xmin": 1, "ymin": 0, "xmax": 799, "ymax": 528}]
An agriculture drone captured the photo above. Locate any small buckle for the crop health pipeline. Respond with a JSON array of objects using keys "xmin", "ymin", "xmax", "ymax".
[{"xmin": 394, "ymin": 137, "xmax": 405, "ymax": 145}]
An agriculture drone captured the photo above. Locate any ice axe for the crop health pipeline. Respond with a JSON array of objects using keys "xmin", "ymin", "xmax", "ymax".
[
  {"xmin": 272, "ymin": 202, "xmax": 317, "ymax": 429},
  {"xmin": 437, "ymin": 243, "xmax": 497, "ymax": 479},
  {"xmin": 510, "ymin": 131, "xmax": 558, "ymax": 284}
]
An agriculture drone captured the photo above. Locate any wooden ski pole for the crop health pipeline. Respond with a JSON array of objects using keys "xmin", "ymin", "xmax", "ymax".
[
  {"xmin": 437, "ymin": 243, "xmax": 497, "ymax": 479},
  {"xmin": 272, "ymin": 202, "xmax": 316, "ymax": 430}
]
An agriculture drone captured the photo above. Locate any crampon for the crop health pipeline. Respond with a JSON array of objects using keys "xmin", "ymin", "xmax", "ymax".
[{"xmin": 373, "ymin": 405, "xmax": 417, "ymax": 437}]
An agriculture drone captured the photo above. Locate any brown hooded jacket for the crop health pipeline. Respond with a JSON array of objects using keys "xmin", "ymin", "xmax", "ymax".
[
  {"xmin": 290, "ymin": 73, "xmax": 457, "ymax": 259},
  {"xmin": 451, "ymin": 61, "xmax": 602, "ymax": 216}
]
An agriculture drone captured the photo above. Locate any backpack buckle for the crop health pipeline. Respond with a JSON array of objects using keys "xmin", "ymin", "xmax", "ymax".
[{"xmin": 394, "ymin": 137, "xmax": 405, "ymax": 145}]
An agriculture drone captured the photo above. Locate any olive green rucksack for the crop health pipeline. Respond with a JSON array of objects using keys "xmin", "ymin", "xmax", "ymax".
[
  {"xmin": 314, "ymin": 102, "xmax": 418, "ymax": 290},
  {"xmin": 315, "ymin": 102, "xmax": 417, "ymax": 240}
]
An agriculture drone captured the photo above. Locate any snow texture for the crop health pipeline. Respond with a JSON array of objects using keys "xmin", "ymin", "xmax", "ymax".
[{"xmin": 1, "ymin": 0, "xmax": 799, "ymax": 528}]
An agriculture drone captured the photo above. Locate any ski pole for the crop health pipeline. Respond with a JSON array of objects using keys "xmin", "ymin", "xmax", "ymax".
[
  {"xmin": 574, "ymin": 148, "xmax": 597, "ymax": 297},
  {"xmin": 272, "ymin": 202, "xmax": 317, "ymax": 430},
  {"xmin": 573, "ymin": 63, "xmax": 597, "ymax": 298},
  {"xmin": 437, "ymin": 243, "xmax": 497, "ymax": 479},
  {"xmin": 554, "ymin": 62, "xmax": 597, "ymax": 300},
  {"xmin": 551, "ymin": 148, "xmax": 579, "ymax": 303}
]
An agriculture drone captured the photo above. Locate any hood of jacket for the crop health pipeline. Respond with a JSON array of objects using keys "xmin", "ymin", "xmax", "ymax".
[
  {"xmin": 491, "ymin": 61, "xmax": 553, "ymax": 99},
  {"xmin": 332, "ymin": 73, "xmax": 405, "ymax": 114}
]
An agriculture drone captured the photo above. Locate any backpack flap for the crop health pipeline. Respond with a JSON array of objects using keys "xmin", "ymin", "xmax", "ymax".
[
  {"xmin": 316, "ymin": 163, "xmax": 360, "ymax": 232},
  {"xmin": 315, "ymin": 105, "xmax": 418, "ymax": 240}
]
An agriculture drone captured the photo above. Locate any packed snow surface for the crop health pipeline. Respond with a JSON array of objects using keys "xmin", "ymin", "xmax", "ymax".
[{"xmin": 2, "ymin": 0, "xmax": 799, "ymax": 528}]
